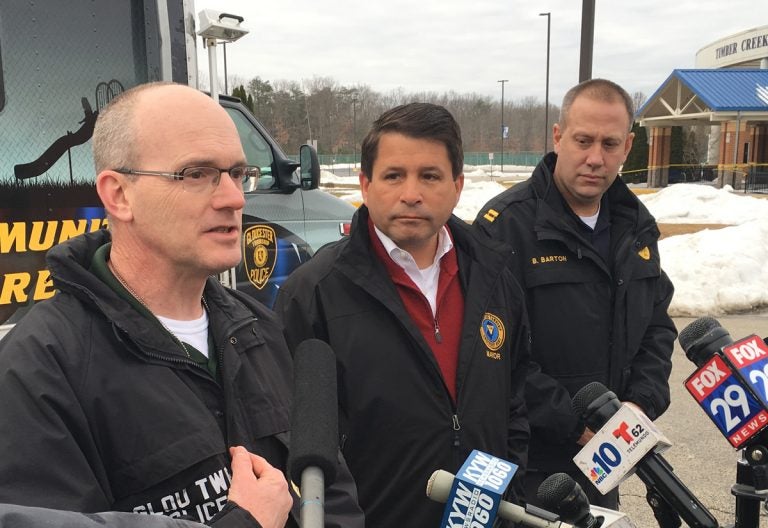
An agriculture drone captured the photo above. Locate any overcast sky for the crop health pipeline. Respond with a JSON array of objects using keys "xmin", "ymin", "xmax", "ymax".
[{"xmin": 194, "ymin": 1, "xmax": 767, "ymax": 106}]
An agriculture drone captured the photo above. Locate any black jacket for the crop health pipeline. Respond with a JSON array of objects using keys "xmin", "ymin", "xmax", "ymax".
[
  {"xmin": 0, "ymin": 502, "xmax": 244, "ymax": 528},
  {"xmin": 275, "ymin": 207, "xmax": 530, "ymax": 528},
  {"xmin": 474, "ymin": 153, "xmax": 676, "ymax": 472},
  {"xmin": 0, "ymin": 229, "xmax": 363, "ymax": 528}
]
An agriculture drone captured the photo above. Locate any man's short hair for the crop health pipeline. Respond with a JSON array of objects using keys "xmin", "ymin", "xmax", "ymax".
[
  {"xmin": 92, "ymin": 81, "xmax": 175, "ymax": 173},
  {"xmin": 360, "ymin": 102, "xmax": 463, "ymax": 180},
  {"xmin": 559, "ymin": 78, "xmax": 634, "ymax": 132}
]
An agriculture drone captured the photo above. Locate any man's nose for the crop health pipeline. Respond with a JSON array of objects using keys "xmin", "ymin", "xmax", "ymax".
[
  {"xmin": 585, "ymin": 143, "xmax": 604, "ymax": 167},
  {"xmin": 213, "ymin": 171, "xmax": 246, "ymax": 209},
  {"xmin": 399, "ymin": 176, "xmax": 423, "ymax": 204}
]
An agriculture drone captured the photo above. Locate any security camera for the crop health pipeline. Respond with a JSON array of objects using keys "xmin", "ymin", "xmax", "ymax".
[{"xmin": 197, "ymin": 10, "xmax": 249, "ymax": 42}]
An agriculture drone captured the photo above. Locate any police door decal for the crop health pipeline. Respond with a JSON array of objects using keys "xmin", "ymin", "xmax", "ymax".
[{"xmin": 243, "ymin": 225, "xmax": 278, "ymax": 290}]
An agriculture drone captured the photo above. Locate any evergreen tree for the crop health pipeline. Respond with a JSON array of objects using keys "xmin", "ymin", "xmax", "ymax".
[
  {"xmin": 669, "ymin": 126, "xmax": 684, "ymax": 165},
  {"xmin": 624, "ymin": 123, "xmax": 648, "ymax": 171}
]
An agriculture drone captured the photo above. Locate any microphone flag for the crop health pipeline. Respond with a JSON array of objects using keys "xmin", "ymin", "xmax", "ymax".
[
  {"xmin": 438, "ymin": 450, "xmax": 518, "ymax": 528},
  {"xmin": 572, "ymin": 404, "xmax": 671, "ymax": 494}
]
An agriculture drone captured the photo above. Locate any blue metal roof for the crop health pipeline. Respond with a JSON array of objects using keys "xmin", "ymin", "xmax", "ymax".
[{"xmin": 656, "ymin": 69, "xmax": 768, "ymax": 112}]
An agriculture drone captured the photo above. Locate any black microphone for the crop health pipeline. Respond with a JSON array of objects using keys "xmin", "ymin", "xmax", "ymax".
[
  {"xmin": 573, "ymin": 382, "xmax": 719, "ymax": 528},
  {"xmin": 678, "ymin": 316, "xmax": 734, "ymax": 368},
  {"xmin": 288, "ymin": 339, "xmax": 339, "ymax": 528},
  {"xmin": 537, "ymin": 473, "xmax": 602, "ymax": 528}
]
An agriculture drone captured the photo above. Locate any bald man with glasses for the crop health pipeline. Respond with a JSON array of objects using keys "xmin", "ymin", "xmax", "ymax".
[{"xmin": 0, "ymin": 82, "xmax": 363, "ymax": 528}]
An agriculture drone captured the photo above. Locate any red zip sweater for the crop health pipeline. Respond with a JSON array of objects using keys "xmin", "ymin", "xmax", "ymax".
[{"xmin": 368, "ymin": 219, "xmax": 465, "ymax": 401}]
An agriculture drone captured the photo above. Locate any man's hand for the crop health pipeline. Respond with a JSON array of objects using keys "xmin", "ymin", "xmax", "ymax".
[
  {"xmin": 576, "ymin": 402, "xmax": 645, "ymax": 446},
  {"xmin": 622, "ymin": 401, "xmax": 644, "ymax": 414},
  {"xmin": 576, "ymin": 428, "xmax": 595, "ymax": 446},
  {"xmin": 227, "ymin": 446, "xmax": 292, "ymax": 528}
]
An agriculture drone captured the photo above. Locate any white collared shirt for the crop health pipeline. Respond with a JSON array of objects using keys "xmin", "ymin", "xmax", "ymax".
[{"xmin": 373, "ymin": 225, "xmax": 454, "ymax": 316}]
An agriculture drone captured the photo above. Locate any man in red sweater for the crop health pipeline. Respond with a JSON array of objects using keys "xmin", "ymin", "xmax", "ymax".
[{"xmin": 275, "ymin": 103, "xmax": 530, "ymax": 528}]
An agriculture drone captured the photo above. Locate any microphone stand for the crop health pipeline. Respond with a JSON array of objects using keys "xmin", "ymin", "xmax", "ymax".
[
  {"xmin": 730, "ymin": 433, "xmax": 768, "ymax": 528},
  {"xmin": 644, "ymin": 486, "xmax": 682, "ymax": 528}
]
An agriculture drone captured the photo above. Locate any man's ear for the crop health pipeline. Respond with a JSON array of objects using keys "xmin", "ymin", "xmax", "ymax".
[
  {"xmin": 624, "ymin": 131, "xmax": 635, "ymax": 159},
  {"xmin": 552, "ymin": 123, "xmax": 563, "ymax": 153},
  {"xmin": 359, "ymin": 172, "xmax": 371, "ymax": 206},
  {"xmin": 96, "ymin": 171, "xmax": 133, "ymax": 222},
  {"xmin": 454, "ymin": 173, "xmax": 464, "ymax": 206}
]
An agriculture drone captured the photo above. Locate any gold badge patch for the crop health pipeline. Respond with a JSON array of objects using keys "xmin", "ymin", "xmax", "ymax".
[
  {"xmin": 638, "ymin": 246, "xmax": 651, "ymax": 260},
  {"xmin": 243, "ymin": 225, "xmax": 278, "ymax": 290},
  {"xmin": 480, "ymin": 312, "xmax": 505, "ymax": 354}
]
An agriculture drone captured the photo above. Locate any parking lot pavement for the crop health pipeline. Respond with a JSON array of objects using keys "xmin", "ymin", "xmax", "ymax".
[{"xmin": 618, "ymin": 315, "xmax": 768, "ymax": 527}]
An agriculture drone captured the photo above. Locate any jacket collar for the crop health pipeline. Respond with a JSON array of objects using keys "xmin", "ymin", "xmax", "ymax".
[
  {"xmin": 530, "ymin": 152, "xmax": 659, "ymax": 237},
  {"xmin": 46, "ymin": 230, "xmax": 254, "ymax": 362},
  {"xmin": 340, "ymin": 206, "xmax": 513, "ymax": 299}
]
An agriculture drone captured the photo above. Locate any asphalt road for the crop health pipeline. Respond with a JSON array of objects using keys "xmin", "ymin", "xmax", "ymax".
[{"xmin": 618, "ymin": 314, "xmax": 768, "ymax": 527}]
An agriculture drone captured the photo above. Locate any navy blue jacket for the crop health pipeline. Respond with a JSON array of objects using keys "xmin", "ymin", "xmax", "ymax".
[{"xmin": 474, "ymin": 153, "xmax": 676, "ymax": 472}]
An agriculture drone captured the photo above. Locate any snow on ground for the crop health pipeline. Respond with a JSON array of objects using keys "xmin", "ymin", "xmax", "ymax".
[
  {"xmin": 639, "ymin": 185, "xmax": 768, "ymax": 316},
  {"xmin": 321, "ymin": 164, "xmax": 768, "ymax": 316}
]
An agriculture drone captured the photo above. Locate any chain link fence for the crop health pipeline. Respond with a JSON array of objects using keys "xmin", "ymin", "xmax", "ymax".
[{"xmin": 319, "ymin": 151, "xmax": 543, "ymax": 168}]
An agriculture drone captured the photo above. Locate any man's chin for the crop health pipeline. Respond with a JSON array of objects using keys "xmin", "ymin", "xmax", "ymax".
[
  {"xmin": 207, "ymin": 257, "xmax": 243, "ymax": 276},
  {"xmin": 389, "ymin": 231, "xmax": 437, "ymax": 251}
]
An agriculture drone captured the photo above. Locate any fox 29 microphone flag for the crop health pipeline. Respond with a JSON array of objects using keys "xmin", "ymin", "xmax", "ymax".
[
  {"xmin": 437, "ymin": 450, "xmax": 518, "ymax": 528},
  {"xmin": 680, "ymin": 316, "xmax": 768, "ymax": 448}
]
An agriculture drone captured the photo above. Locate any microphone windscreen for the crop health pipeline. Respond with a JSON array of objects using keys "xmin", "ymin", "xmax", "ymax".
[
  {"xmin": 678, "ymin": 316, "xmax": 721, "ymax": 352},
  {"xmin": 536, "ymin": 473, "xmax": 591, "ymax": 525},
  {"xmin": 425, "ymin": 469, "xmax": 455, "ymax": 503},
  {"xmin": 536, "ymin": 472, "xmax": 577, "ymax": 505},
  {"xmin": 288, "ymin": 339, "xmax": 338, "ymax": 485},
  {"xmin": 571, "ymin": 381, "xmax": 611, "ymax": 417},
  {"xmin": 678, "ymin": 316, "xmax": 733, "ymax": 367}
]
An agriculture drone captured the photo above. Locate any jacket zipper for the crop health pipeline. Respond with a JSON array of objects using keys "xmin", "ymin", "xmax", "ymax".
[
  {"xmin": 452, "ymin": 414, "xmax": 461, "ymax": 447},
  {"xmin": 433, "ymin": 314, "xmax": 442, "ymax": 343}
]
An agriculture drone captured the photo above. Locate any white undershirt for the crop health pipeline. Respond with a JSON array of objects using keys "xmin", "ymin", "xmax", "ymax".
[
  {"xmin": 579, "ymin": 203, "xmax": 601, "ymax": 230},
  {"xmin": 374, "ymin": 225, "xmax": 454, "ymax": 316},
  {"xmin": 157, "ymin": 310, "xmax": 210, "ymax": 358}
]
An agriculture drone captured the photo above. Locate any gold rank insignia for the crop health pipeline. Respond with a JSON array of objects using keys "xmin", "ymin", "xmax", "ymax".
[
  {"xmin": 638, "ymin": 246, "xmax": 651, "ymax": 260},
  {"xmin": 483, "ymin": 209, "xmax": 499, "ymax": 222}
]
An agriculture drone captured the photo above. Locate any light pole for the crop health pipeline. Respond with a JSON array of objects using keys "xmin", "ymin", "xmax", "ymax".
[
  {"xmin": 579, "ymin": 0, "xmax": 595, "ymax": 82},
  {"xmin": 223, "ymin": 43, "xmax": 228, "ymax": 94},
  {"xmin": 352, "ymin": 94, "xmax": 359, "ymax": 169},
  {"xmin": 498, "ymin": 79, "xmax": 508, "ymax": 173},
  {"xmin": 539, "ymin": 12, "xmax": 551, "ymax": 156}
]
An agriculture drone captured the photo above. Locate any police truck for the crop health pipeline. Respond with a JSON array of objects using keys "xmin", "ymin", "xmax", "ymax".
[{"xmin": 0, "ymin": 0, "xmax": 355, "ymax": 339}]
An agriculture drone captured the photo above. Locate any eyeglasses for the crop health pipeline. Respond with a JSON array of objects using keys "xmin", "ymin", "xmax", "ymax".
[{"xmin": 114, "ymin": 165, "xmax": 260, "ymax": 193}]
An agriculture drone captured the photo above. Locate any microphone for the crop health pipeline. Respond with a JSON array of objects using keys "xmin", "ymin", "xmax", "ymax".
[
  {"xmin": 537, "ymin": 473, "xmax": 637, "ymax": 528},
  {"xmin": 572, "ymin": 382, "xmax": 719, "ymax": 528},
  {"xmin": 537, "ymin": 473, "xmax": 601, "ymax": 528},
  {"xmin": 679, "ymin": 317, "xmax": 768, "ymax": 448},
  {"xmin": 288, "ymin": 339, "xmax": 339, "ymax": 528},
  {"xmin": 678, "ymin": 315, "xmax": 734, "ymax": 368},
  {"xmin": 426, "ymin": 468, "xmax": 570, "ymax": 528}
]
